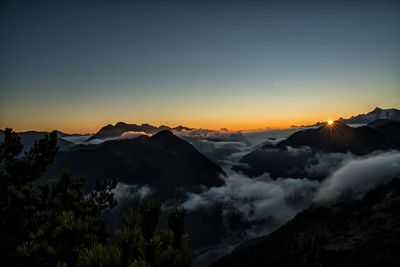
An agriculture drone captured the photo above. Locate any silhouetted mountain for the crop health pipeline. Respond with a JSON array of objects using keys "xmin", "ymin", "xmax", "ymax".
[
  {"xmin": 234, "ymin": 146, "xmax": 313, "ymax": 179},
  {"xmin": 212, "ymin": 178, "xmax": 400, "ymax": 267},
  {"xmin": 236, "ymin": 120, "xmax": 400, "ymax": 179},
  {"xmin": 339, "ymin": 107, "xmax": 400, "ymax": 124},
  {"xmin": 43, "ymin": 130, "xmax": 224, "ymax": 198},
  {"xmin": 174, "ymin": 125, "xmax": 193, "ymax": 131},
  {"xmin": 277, "ymin": 121, "xmax": 400, "ymax": 154},
  {"xmin": 87, "ymin": 122, "xmax": 154, "ymax": 141},
  {"xmin": 87, "ymin": 122, "xmax": 193, "ymax": 141},
  {"xmin": 368, "ymin": 119, "xmax": 400, "ymax": 143}
]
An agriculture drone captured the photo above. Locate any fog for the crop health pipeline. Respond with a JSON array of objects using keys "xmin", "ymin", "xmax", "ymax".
[
  {"xmin": 112, "ymin": 183, "xmax": 153, "ymax": 203},
  {"xmin": 184, "ymin": 171, "xmax": 319, "ymax": 237},
  {"xmin": 315, "ymin": 151, "xmax": 400, "ymax": 202}
]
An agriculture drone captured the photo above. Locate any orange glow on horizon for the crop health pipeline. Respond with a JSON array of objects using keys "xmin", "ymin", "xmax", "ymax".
[
  {"xmin": 4, "ymin": 106, "xmax": 398, "ymax": 134},
  {"xmin": 4, "ymin": 118, "xmax": 332, "ymax": 135}
]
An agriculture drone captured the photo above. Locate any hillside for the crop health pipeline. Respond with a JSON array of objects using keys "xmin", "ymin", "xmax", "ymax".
[
  {"xmin": 235, "ymin": 120, "xmax": 400, "ymax": 179},
  {"xmin": 211, "ymin": 178, "xmax": 400, "ymax": 267},
  {"xmin": 277, "ymin": 120, "xmax": 400, "ymax": 154},
  {"xmin": 43, "ymin": 130, "xmax": 224, "ymax": 198}
]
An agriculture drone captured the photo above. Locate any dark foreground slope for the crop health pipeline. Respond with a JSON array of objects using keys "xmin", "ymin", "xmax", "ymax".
[
  {"xmin": 43, "ymin": 130, "xmax": 224, "ymax": 198},
  {"xmin": 211, "ymin": 178, "xmax": 400, "ymax": 267}
]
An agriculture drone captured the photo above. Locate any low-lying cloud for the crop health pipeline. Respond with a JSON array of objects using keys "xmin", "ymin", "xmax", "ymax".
[
  {"xmin": 305, "ymin": 152, "xmax": 355, "ymax": 179},
  {"xmin": 60, "ymin": 135, "xmax": 93, "ymax": 144},
  {"xmin": 314, "ymin": 151, "xmax": 400, "ymax": 202},
  {"xmin": 113, "ymin": 183, "xmax": 153, "ymax": 202},
  {"xmin": 106, "ymin": 131, "xmax": 152, "ymax": 141},
  {"xmin": 183, "ymin": 171, "xmax": 319, "ymax": 237}
]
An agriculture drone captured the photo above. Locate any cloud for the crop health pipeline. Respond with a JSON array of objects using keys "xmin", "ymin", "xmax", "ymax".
[
  {"xmin": 183, "ymin": 171, "xmax": 319, "ymax": 237},
  {"xmin": 60, "ymin": 135, "xmax": 93, "ymax": 144},
  {"xmin": 113, "ymin": 183, "xmax": 153, "ymax": 202},
  {"xmin": 82, "ymin": 131, "xmax": 152, "ymax": 145},
  {"xmin": 189, "ymin": 139, "xmax": 247, "ymax": 164},
  {"xmin": 106, "ymin": 131, "xmax": 152, "ymax": 141},
  {"xmin": 240, "ymin": 128, "xmax": 306, "ymax": 146},
  {"xmin": 176, "ymin": 131, "xmax": 255, "ymax": 166},
  {"xmin": 314, "ymin": 151, "xmax": 400, "ymax": 202},
  {"xmin": 305, "ymin": 152, "xmax": 355, "ymax": 179}
]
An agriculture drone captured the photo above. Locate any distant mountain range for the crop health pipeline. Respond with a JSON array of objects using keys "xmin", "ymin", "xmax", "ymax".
[
  {"xmin": 87, "ymin": 122, "xmax": 192, "ymax": 141},
  {"xmin": 211, "ymin": 177, "xmax": 400, "ymax": 267},
  {"xmin": 43, "ymin": 130, "xmax": 224, "ymax": 198},
  {"xmin": 339, "ymin": 107, "xmax": 400, "ymax": 124}
]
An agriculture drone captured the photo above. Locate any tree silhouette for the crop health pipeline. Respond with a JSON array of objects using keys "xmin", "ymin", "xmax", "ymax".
[{"xmin": 0, "ymin": 129, "xmax": 195, "ymax": 266}]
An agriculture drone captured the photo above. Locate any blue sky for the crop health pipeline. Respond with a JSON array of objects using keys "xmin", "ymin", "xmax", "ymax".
[{"xmin": 1, "ymin": 0, "xmax": 399, "ymax": 132}]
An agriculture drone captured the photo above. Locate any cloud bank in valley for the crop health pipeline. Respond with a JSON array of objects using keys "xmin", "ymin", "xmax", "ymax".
[
  {"xmin": 106, "ymin": 131, "xmax": 152, "ymax": 141},
  {"xmin": 60, "ymin": 135, "xmax": 93, "ymax": 144},
  {"xmin": 183, "ymin": 171, "xmax": 320, "ymax": 237},
  {"xmin": 314, "ymin": 151, "xmax": 400, "ymax": 202},
  {"xmin": 183, "ymin": 150, "xmax": 400, "ymax": 243},
  {"xmin": 113, "ymin": 183, "xmax": 153, "ymax": 203}
]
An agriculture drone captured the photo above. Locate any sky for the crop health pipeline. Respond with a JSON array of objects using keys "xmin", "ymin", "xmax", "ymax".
[{"xmin": 1, "ymin": 0, "xmax": 399, "ymax": 133}]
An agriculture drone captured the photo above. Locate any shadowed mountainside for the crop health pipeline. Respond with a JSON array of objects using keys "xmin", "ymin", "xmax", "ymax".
[
  {"xmin": 211, "ymin": 177, "xmax": 400, "ymax": 267},
  {"xmin": 43, "ymin": 130, "xmax": 224, "ymax": 198},
  {"xmin": 235, "ymin": 120, "xmax": 400, "ymax": 179},
  {"xmin": 277, "ymin": 120, "xmax": 400, "ymax": 154}
]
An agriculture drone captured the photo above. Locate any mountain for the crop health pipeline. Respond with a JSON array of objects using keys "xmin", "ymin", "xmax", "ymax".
[
  {"xmin": 43, "ymin": 130, "xmax": 224, "ymax": 198},
  {"xmin": 211, "ymin": 177, "xmax": 400, "ymax": 267},
  {"xmin": 87, "ymin": 122, "xmax": 192, "ymax": 141},
  {"xmin": 234, "ymin": 146, "xmax": 313, "ymax": 179},
  {"xmin": 277, "ymin": 120, "xmax": 400, "ymax": 154},
  {"xmin": 368, "ymin": 119, "xmax": 400, "ymax": 143},
  {"xmin": 339, "ymin": 107, "xmax": 400, "ymax": 124},
  {"xmin": 235, "ymin": 120, "xmax": 400, "ymax": 179}
]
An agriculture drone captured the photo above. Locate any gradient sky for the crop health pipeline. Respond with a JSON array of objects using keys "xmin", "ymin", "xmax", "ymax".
[{"xmin": 1, "ymin": 0, "xmax": 399, "ymax": 133}]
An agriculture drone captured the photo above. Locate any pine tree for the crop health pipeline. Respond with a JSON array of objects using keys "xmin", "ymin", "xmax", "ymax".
[{"xmin": 1, "ymin": 129, "xmax": 196, "ymax": 266}]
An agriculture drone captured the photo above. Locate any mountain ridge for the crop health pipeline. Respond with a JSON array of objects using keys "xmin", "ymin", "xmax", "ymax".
[
  {"xmin": 339, "ymin": 107, "xmax": 400, "ymax": 124},
  {"xmin": 276, "ymin": 120, "xmax": 400, "ymax": 154},
  {"xmin": 235, "ymin": 119, "xmax": 400, "ymax": 179},
  {"xmin": 87, "ymin": 122, "xmax": 193, "ymax": 141},
  {"xmin": 43, "ymin": 130, "xmax": 225, "ymax": 198}
]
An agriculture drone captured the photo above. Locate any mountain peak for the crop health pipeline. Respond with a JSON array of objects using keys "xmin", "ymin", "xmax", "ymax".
[
  {"xmin": 339, "ymin": 107, "xmax": 400, "ymax": 124},
  {"xmin": 45, "ymin": 128, "xmax": 225, "ymax": 199},
  {"xmin": 321, "ymin": 120, "xmax": 347, "ymax": 129},
  {"xmin": 87, "ymin": 122, "xmax": 194, "ymax": 142},
  {"xmin": 115, "ymin": 122, "xmax": 129, "ymax": 127},
  {"xmin": 275, "ymin": 119, "xmax": 400, "ymax": 154},
  {"xmin": 152, "ymin": 130, "xmax": 175, "ymax": 139}
]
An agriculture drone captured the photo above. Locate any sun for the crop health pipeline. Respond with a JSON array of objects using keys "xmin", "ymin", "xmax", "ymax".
[{"xmin": 328, "ymin": 120, "xmax": 333, "ymax": 125}]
